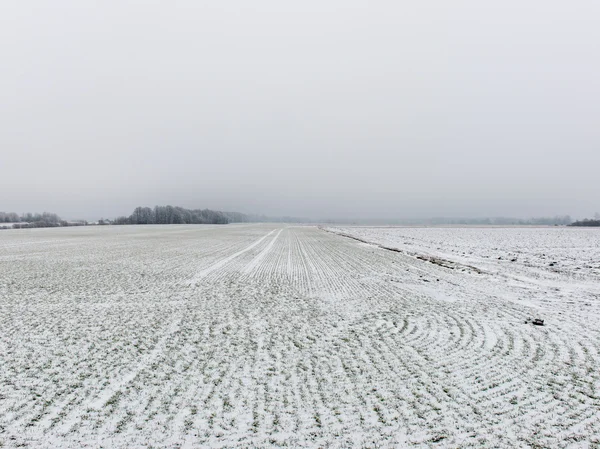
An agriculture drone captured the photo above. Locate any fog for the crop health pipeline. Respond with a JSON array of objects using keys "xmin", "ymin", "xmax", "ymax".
[{"xmin": 1, "ymin": 1, "xmax": 599, "ymax": 220}]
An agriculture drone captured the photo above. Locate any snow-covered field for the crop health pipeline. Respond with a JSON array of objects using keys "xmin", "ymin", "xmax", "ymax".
[{"xmin": 1, "ymin": 225, "xmax": 599, "ymax": 448}]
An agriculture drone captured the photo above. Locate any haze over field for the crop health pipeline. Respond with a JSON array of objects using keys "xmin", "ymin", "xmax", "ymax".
[{"xmin": 1, "ymin": 1, "xmax": 599, "ymax": 219}]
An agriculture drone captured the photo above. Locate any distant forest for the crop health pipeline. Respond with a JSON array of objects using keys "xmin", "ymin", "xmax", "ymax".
[
  {"xmin": 428, "ymin": 216, "xmax": 574, "ymax": 226},
  {"xmin": 569, "ymin": 218, "xmax": 600, "ymax": 227},
  {"xmin": 0, "ymin": 211, "xmax": 65, "ymax": 228},
  {"xmin": 114, "ymin": 206, "xmax": 307, "ymax": 225},
  {"xmin": 322, "ymin": 216, "xmax": 575, "ymax": 226},
  {"xmin": 0, "ymin": 206, "xmax": 305, "ymax": 229},
  {"xmin": 115, "ymin": 206, "xmax": 240, "ymax": 225},
  {"xmin": 3, "ymin": 208, "xmax": 599, "ymax": 229}
]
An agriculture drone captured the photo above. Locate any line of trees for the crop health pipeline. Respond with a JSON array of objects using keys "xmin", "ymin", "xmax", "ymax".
[
  {"xmin": 1, "ymin": 206, "xmax": 306, "ymax": 229},
  {"xmin": 569, "ymin": 213, "xmax": 600, "ymax": 227},
  {"xmin": 115, "ymin": 205, "xmax": 309, "ymax": 225},
  {"xmin": 115, "ymin": 205, "xmax": 238, "ymax": 225},
  {"xmin": 0, "ymin": 211, "xmax": 70, "ymax": 228},
  {"xmin": 322, "ymin": 216, "xmax": 574, "ymax": 226},
  {"xmin": 423, "ymin": 216, "xmax": 574, "ymax": 226},
  {"xmin": 569, "ymin": 219, "xmax": 600, "ymax": 227},
  {"xmin": 0, "ymin": 212, "xmax": 20, "ymax": 223}
]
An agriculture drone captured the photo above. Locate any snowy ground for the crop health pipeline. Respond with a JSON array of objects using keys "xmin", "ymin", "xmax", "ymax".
[{"xmin": 1, "ymin": 224, "xmax": 599, "ymax": 448}]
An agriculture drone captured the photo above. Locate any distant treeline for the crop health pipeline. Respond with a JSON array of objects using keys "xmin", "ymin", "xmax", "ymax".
[
  {"xmin": 114, "ymin": 206, "xmax": 233, "ymax": 225},
  {"xmin": 1, "ymin": 206, "xmax": 307, "ymax": 229},
  {"xmin": 112, "ymin": 205, "xmax": 308, "ymax": 225},
  {"xmin": 321, "ymin": 216, "xmax": 574, "ymax": 226},
  {"xmin": 6, "ymin": 207, "xmax": 595, "ymax": 228},
  {"xmin": 427, "ymin": 216, "xmax": 574, "ymax": 226},
  {"xmin": 569, "ymin": 218, "xmax": 600, "ymax": 227},
  {"xmin": 0, "ymin": 211, "xmax": 80, "ymax": 229}
]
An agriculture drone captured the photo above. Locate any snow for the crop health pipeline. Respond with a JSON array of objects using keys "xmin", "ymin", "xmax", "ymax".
[{"xmin": 1, "ymin": 224, "xmax": 599, "ymax": 447}]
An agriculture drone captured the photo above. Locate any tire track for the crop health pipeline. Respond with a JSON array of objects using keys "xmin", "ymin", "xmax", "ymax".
[
  {"xmin": 241, "ymin": 228, "xmax": 283, "ymax": 276},
  {"xmin": 187, "ymin": 228, "xmax": 277, "ymax": 286}
]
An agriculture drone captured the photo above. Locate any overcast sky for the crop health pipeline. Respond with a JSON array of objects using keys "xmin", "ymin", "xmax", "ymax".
[{"xmin": 1, "ymin": 1, "xmax": 598, "ymax": 220}]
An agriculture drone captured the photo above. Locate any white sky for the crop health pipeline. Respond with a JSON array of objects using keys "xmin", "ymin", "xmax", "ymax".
[{"xmin": 1, "ymin": 1, "xmax": 599, "ymax": 220}]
